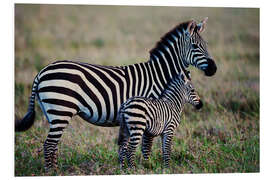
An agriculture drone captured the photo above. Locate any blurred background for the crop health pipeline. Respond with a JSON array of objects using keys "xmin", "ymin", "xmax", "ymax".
[{"xmin": 15, "ymin": 4, "xmax": 259, "ymax": 175}]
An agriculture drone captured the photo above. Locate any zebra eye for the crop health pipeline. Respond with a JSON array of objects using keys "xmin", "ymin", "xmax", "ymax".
[{"xmin": 192, "ymin": 43, "xmax": 199, "ymax": 49}]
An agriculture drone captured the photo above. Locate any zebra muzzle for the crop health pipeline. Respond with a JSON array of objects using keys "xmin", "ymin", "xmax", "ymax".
[
  {"xmin": 195, "ymin": 100, "xmax": 203, "ymax": 110},
  {"xmin": 204, "ymin": 58, "xmax": 217, "ymax": 76}
]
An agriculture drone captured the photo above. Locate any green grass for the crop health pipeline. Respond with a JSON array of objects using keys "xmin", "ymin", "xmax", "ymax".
[{"xmin": 14, "ymin": 5, "xmax": 259, "ymax": 176}]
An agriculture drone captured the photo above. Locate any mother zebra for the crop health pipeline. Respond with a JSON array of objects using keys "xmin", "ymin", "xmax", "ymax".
[{"xmin": 16, "ymin": 18, "xmax": 217, "ymax": 170}]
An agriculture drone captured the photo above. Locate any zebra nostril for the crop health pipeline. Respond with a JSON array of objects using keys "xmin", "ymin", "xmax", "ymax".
[{"xmin": 204, "ymin": 58, "xmax": 217, "ymax": 76}]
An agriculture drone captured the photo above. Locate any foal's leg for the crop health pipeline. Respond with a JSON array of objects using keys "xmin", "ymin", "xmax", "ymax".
[
  {"xmin": 161, "ymin": 131, "xmax": 174, "ymax": 168},
  {"xmin": 141, "ymin": 133, "xmax": 154, "ymax": 160},
  {"xmin": 118, "ymin": 122, "xmax": 130, "ymax": 169},
  {"xmin": 125, "ymin": 117, "xmax": 146, "ymax": 169},
  {"xmin": 126, "ymin": 134, "xmax": 143, "ymax": 169}
]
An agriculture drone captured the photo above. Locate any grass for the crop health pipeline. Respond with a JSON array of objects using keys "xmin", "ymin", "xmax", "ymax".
[{"xmin": 14, "ymin": 4, "xmax": 259, "ymax": 176}]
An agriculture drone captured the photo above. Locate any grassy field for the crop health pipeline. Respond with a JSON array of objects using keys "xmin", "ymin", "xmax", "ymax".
[{"xmin": 14, "ymin": 5, "xmax": 259, "ymax": 176}]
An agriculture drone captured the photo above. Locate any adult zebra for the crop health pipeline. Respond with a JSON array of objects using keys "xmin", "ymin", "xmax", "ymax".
[{"xmin": 15, "ymin": 18, "xmax": 216, "ymax": 170}]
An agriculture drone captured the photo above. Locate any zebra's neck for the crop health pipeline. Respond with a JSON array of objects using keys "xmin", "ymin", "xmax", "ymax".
[
  {"xmin": 161, "ymin": 80, "xmax": 187, "ymax": 112},
  {"xmin": 124, "ymin": 22, "xmax": 192, "ymax": 99},
  {"xmin": 147, "ymin": 29, "xmax": 188, "ymax": 98}
]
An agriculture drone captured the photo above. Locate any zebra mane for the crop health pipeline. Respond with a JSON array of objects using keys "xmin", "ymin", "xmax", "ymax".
[{"xmin": 149, "ymin": 20, "xmax": 192, "ymax": 58}]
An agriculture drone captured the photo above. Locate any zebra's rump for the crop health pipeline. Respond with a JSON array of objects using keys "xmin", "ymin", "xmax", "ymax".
[{"xmin": 36, "ymin": 60, "xmax": 127, "ymax": 126}]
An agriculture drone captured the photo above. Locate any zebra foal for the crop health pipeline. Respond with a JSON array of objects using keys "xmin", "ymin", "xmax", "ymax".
[{"xmin": 118, "ymin": 71, "xmax": 202, "ymax": 169}]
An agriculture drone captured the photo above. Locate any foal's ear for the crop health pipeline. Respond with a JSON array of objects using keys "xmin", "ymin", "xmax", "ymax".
[
  {"xmin": 187, "ymin": 20, "xmax": 196, "ymax": 36},
  {"xmin": 197, "ymin": 17, "xmax": 208, "ymax": 34}
]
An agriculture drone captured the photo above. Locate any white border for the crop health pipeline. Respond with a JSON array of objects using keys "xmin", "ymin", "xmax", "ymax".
[
  {"xmin": 13, "ymin": 0, "xmax": 261, "ymax": 7},
  {"xmin": 3, "ymin": 0, "xmax": 268, "ymax": 179}
]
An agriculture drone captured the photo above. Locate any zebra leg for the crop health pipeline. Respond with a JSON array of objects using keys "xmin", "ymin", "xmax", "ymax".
[
  {"xmin": 161, "ymin": 132, "xmax": 174, "ymax": 168},
  {"xmin": 126, "ymin": 131, "xmax": 144, "ymax": 169},
  {"xmin": 118, "ymin": 123, "xmax": 130, "ymax": 169},
  {"xmin": 44, "ymin": 119, "xmax": 69, "ymax": 172},
  {"xmin": 120, "ymin": 110, "xmax": 146, "ymax": 169},
  {"xmin": 141, "ymin": 133, "xmax": 154, "ymax": 160},
  {"xmin": 36, "ymin": 89, "xmax": 76, "ymax": 172}
]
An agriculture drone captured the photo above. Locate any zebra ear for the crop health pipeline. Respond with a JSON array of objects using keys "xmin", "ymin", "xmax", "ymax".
[
  {"xmin": 197, "ymin": 17, "xmax": 208, "ymax": 33},
  {"xmin": 187, "ymin": 20, "xmax": 196, "ymax": 37}
]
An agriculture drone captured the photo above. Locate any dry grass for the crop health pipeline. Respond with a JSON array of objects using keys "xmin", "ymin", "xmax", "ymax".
[{"xmin": 15, "ymin": 4, "xmax": 259, "ymax": 176}]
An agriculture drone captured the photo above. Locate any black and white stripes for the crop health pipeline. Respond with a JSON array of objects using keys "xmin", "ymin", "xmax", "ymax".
[
  {"xmin": 117, "ymin": 71, "xmax": 203, "ymax": 169},
  {"xmin": 15, "ymin": 18, "xmax": 216, "ymax": 171}
]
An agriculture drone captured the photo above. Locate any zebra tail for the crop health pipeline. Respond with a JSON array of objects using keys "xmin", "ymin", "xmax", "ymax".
[{"xmin": 15, "ymin": 76, "xmax": 39, "ymax": 132}]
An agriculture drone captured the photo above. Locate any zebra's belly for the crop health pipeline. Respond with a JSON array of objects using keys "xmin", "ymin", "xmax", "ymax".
[
  {"xmin": 78, "ymin": 110, "xmax": 120, "ymax": 127},
  {"xmin": 145, "ymin": 126, "xmax": 164, "ymax": 137},
  {"xmin": 37, "ymin": 90, "xmax": 120, "ymax": 127}
]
